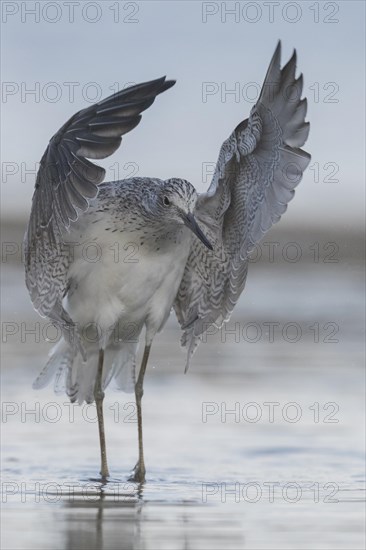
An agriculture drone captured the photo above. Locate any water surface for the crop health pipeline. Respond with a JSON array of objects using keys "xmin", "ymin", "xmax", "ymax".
[{"xmin": 1, "ymin": 226, "xmax": 365, "ymax": 549}]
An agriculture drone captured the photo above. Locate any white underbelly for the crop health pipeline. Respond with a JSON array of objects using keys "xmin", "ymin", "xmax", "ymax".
[{"xmin": 65, "ymin": 228, "xmax": 191, "ymax": 342}]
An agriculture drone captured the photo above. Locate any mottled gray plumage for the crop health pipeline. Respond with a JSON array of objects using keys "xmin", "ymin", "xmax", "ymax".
[
  {"xmin": 174, "ymin": 42, "xmax": 311, "ymax": 369},
  {"xmin": 26, "ymin": 41, "xmax": 310, "ymax": 403},
  {"xmin": 25, "ymin": 77, "xmax": 175, "ymax": 354}
]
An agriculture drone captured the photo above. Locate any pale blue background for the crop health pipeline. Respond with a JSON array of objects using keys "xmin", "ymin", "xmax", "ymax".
[{"xmin": 1, "ymin": 0, "xmax": 365, "ymax": 229}]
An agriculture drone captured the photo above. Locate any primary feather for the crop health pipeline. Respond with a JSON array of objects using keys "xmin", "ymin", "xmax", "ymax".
[
  {"xmin": 25, "ymin": 77, "xmax": 175, "ymax": 355},
  {"xmin": 173, "ymin": 41, "xmax": 311, "ymax": 370}
]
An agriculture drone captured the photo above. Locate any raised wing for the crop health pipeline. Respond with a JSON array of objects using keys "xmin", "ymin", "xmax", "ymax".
[
  {"xmin": 25, "ymin": 77, "xmax": 175, "ymax": 347},
  {"xmin": 174, "ymin": 42, "xmax": 311, "ymax": 370}
]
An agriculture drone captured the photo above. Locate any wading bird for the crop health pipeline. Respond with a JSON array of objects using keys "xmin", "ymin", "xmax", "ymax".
[{"xmin": 25, "ymin": 42, "xmax": 310, "ymax": 482}]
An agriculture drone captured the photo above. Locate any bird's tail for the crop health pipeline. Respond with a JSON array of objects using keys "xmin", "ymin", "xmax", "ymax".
[
  {"xmin": 32, "ymin": 339, "xmax": 139, "ymax": 404},
  {"xmin": 32, "ymin": 339, "xmax": 76, "ymax": 396}
]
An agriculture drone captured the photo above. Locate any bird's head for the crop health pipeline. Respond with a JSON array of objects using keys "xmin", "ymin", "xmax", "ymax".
[{"xmin": 158, "ymin": 178, "xmax": 213, "ymax": 250}]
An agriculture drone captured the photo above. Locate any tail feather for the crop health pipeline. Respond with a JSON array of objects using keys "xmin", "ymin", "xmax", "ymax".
[
  {"xmin": 32, "ymin": 339, "xmax": 139, "ymax": 403},
  {"xmin": 54, "ymin": 363, "xmax": 68, "ymax": 395},
  {"xmin": 32, "ymin": 341, "xmax": 74, "ymax": 390},
  {"xmin": 108, "ymin": 341, "xmax": 139, "ymax": 394}
]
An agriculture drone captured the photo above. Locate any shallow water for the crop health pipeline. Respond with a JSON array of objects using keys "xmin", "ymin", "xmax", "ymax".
[
  {"xmin": 1, "ymin": 227, "xmax": 365, "ymax": 549},
  {"xmin": 2, "ymin": 364, "xmax": 365, "ymax": 550}
]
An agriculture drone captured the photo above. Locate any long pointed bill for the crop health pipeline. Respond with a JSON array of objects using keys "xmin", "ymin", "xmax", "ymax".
[{"xmin": 183, "ymin": 213, "xmax": 213, "ymax": 250}]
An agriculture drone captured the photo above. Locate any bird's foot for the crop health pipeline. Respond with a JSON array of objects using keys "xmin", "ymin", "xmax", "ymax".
[
  {"xmin": 128, "ymin": 461, "xmax": 146, "ymax": 483},
  {"xmin": 100, "ymin": 471, "xmax": 110, "ymax": 482}
]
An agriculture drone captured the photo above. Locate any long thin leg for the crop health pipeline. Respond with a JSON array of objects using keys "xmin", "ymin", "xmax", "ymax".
[
  {"xmin": 131, "ymin": 344, "xmax": 151, "ymax": 483},
  {"xmin": 94, "ymin": 348, "xmax": 109, "ymax": 479}
]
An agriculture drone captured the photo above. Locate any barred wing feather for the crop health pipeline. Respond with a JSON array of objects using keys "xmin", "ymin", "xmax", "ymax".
[
  {"xmin": 174, "ymin": 42, "xmax": 311, "ymax": 370},
  {"xmin": 24, "ymin": 77, "xmax": 175, "ymax": 348}
]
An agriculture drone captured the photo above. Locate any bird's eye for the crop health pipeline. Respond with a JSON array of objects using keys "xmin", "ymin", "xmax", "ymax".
[{"xmin": 163, "ymin": 196, "xmax": 170, "ymax": 206}]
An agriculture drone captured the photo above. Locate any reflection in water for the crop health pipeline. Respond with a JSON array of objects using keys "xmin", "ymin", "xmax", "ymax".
[
  {"xmin": 63, "ymin": 497, "xmax": 138, "ymax": 550},
  {"xmin": 61, "ymin": 493, "xmax": 245, "ymax": 550},
  {"xmin": 58, "ymin": 478, "xmax": 140, "ymax": 549}
]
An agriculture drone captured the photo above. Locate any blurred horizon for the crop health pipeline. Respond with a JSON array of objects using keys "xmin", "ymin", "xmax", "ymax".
[{"xmin": 1, "ymin": 1, "xmax": 365, "ymax": 231}]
